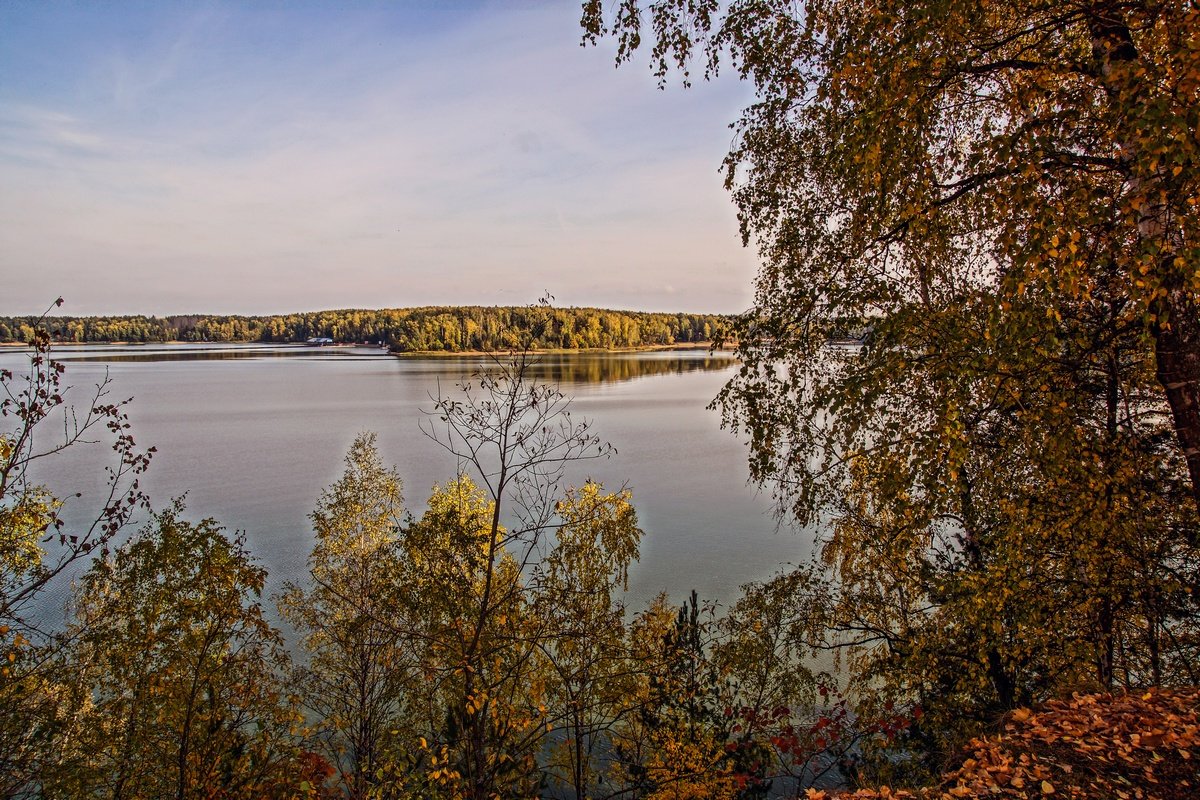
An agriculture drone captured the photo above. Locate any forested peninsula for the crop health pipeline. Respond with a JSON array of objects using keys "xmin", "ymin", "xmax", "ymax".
[{"xmin": 0, "ymin": 306, "xmax": 728, "ymax": 352}]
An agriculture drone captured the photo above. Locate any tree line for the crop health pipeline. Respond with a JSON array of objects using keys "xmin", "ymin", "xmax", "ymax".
[{"xmin": 0, "ymin": 307, "xmax": 728, "ymax": 352}]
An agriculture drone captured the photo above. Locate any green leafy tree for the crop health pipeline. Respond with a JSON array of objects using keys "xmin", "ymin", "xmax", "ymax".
[
  {"xmin": 50, "ymin": 503, "xmax": 304, "ymax": 800},
  {"xmin": 379, "ymin": 474, "xmax": 549, "ymax": 799},
  {"xmin": 536, "ymin": 481, "xmax": 643, "ymax": 800},
  {"xmin": 279, "ymin": 432, "xmax": 411, "ymax": 800}
]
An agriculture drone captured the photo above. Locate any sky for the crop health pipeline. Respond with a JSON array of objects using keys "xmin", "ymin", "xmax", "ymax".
[{"xmin": 0, "ymin": 1, "xmax": 760, "ymax": 317}]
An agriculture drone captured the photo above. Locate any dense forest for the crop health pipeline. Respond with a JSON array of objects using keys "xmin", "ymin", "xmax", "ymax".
[{"xmin": 0, "ymin": 306, "xmax": 728, "ymax": 352}]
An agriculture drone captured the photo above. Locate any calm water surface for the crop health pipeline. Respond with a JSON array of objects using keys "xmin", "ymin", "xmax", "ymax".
[{"xmin": 8, "ymin": 344, "xmax": 811, "ymax": 616}]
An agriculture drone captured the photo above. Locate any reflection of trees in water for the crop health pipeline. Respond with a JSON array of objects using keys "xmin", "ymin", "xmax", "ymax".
[
  {"xmin": 56, "ymin": 349, "xmax": 310, "ymax": 362},
  {"xmin": 491, "ymin": 353, "xmax": 735, "ymax": 384},
  {"xmin": 52, "ymin": 347, "xmax": 372, "ymax": 363},
  {"xmin": 49, "ymin": 348, "xmax": 737, "ymax": 384}
]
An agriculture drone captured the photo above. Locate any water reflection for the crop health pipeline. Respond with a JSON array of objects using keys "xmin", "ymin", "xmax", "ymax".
[
  {"xmin": 52, "ymin": 345, "xmax": 383, "ymax": 362},
  {"xmin": 419, "ymin": 351, "xmax": 736, "ymax": 385},
  {"xmin": 3, "ymin": 342, "xmax": 788, "ymax": 624},
  {"xmin": 47, "ymin": 345, "xmax": 737, "ymax": 384}
]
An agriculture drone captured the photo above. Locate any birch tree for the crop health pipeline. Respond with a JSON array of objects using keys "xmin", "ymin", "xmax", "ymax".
[
  {"xmin": 581, "ymin": 0, "xmax": 1200, "ymax": 761},
  {"xmin": 280, "ymin": 432, "xmax": 410, "ymax": 800}
]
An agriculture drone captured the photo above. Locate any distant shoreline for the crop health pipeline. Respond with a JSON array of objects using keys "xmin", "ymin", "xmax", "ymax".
[
  {"xmin": 390, "ymin": 341, "xmax": 732, "ymax": 357},
  {"xmin": 0, "ymin": 340, "xmax": 292, "ymax": 348},
  {"xmin": 1, "ymin": 307, "xmax": 730, "ymax": 354},
  {"xmin": 2, "ymin": 340, "xmax": 735, "ymax": 354}
]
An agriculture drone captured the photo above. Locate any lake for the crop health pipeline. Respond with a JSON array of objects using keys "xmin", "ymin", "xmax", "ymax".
[{"xmin": 6, "ymin": 343, "xmax": 812, "ymax": 618}]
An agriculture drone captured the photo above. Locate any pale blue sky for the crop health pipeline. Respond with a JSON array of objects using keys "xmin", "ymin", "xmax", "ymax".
[{"xmin": 0, "ymin": 1, "xmax": 757, "ymax": 316}]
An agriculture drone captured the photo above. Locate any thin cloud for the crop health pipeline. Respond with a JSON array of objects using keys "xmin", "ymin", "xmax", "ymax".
[{"xmin": 0, "ymin": 2, "xmax": 757, "ymax": 316}]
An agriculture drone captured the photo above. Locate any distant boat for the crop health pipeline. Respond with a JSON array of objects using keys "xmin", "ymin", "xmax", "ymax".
[{"xmin": 305, "ymin": 337, "xmax": 334, "ymax": 346}]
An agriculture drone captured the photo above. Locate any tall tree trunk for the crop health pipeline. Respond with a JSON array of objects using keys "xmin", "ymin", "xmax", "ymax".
[
  {"xmin": 1089, "ymin": 3, "xmax": 1200, "ymax": 517},
  {"xmin": 1153, "ymin": 289, "xmax": 1200, "ymax": 520}
]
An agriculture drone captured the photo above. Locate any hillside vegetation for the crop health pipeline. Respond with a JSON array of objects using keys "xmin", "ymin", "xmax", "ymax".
[{"xmin": 0, "ymin": 306, "xmax": 729, "ymax": 352}]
